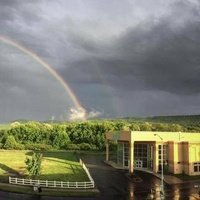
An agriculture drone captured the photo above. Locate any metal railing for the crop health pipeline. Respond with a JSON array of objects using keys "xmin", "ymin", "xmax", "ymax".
[{"xmin": 9, "ymin": 159, "xmax": 95, "ymax": 189}]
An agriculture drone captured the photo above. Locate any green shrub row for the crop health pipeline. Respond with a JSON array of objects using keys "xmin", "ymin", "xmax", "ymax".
[{"xmin": 0, "ymin": 119, "xmax": 197, "ymax": 151}]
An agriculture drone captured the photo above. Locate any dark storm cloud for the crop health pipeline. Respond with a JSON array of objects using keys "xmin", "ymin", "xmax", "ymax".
[
  {"xmin": 0, "ymin": 0, "xmax": 200, "ymax": 119},
  {"xmin": 61, "ymin": 0, "xmax": 200, "ymax": 96}
]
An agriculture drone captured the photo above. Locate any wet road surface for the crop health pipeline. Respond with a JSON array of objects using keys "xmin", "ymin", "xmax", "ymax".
[{"xmin": 0, "ymin": 154, "xmax": 200, "ymax": 199}]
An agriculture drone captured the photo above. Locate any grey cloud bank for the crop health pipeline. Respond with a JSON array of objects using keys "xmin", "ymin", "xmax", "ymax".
[{"xmin": 0, "ymin": 0, "xmax": 200, "ymax": 121}]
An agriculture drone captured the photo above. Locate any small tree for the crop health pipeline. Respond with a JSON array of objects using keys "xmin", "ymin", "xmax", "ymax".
[
  {"xmin": 4, "ymin": 135, "xmax": 17, "ymax": 149},
  {"xmin": 25, "ymin": 152, "xmax": 42, "ymax": 177}
]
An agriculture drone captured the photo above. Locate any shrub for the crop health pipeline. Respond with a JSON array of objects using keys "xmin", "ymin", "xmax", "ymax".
[
  {"xmin": 4, "ymin": 135, "xmax": 17, "ymax": 149},
  {"xmin": 25, "ymin": 143, "xmax": 53, "ymax": 151},
  {"xmin": 65, "ymin": 143, "xmax": 80, "ymax": 150},
  {"xmin": 78, "ymin": 143, "xmax": 92, "ymax": 150},
  {"xmin": 15, "ymin": 143, "xmax": 25, "ymax": 150},
  {"xmin": 25, "ymin": 152, "xmax": 43, "ymax": 177}
]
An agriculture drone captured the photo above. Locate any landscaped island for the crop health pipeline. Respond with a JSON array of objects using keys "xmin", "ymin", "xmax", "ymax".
[
  {"xmin": 0, "ymin": 150, "xmax": 89, "ymax": 182},
  {"xmin": 0, "ymin": 150, "xmax": 99, "ymax": 196}
]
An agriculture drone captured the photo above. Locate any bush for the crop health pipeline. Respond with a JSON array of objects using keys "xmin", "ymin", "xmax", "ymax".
[
  {"xmin": 15, "ymin": 143, "xmax": 25, "ymax": 150},
  {"xmin": 4, "ymin": 135, "xmax": 17, "ymax": 149},
  {"xmin": 65, "ymin": 143, "xmax": 80, "ymax": 150},
  {"xmin": 25, "ymin": 152, "xmax": 43, "ymax": 177},
  {"xmin": 78, "ymin": 143, "xmax": 92, "ymax": 150},
  {"xmin": 25, "ymin": 143, "xmax": 53, "ymax": 151}
]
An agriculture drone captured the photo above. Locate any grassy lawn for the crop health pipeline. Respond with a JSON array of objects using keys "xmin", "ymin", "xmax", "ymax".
[{"xmin": 0, "ymin": 150, "xmax": 89, "ymax": 182}]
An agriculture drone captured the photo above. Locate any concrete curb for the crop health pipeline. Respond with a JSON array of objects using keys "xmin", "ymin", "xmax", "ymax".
[
  {"xmin": 0, "ymin": 182, "xmax": 100, "ymax": 197},
  {"xmin": 104, "ymin": 160, "xmax": 200, "ymax": 185}
]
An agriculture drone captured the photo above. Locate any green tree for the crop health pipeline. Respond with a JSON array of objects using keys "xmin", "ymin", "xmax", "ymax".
[
  {"xmin": 25, "ymin": 152, "xmax": 43, "ymax": 177},
  {"xmin": 128, "ymin": 123, "xmax": 140, "ymax": 131},
  {"xmin": 169, "ymin": 124, "xmax": 183, "ymax": 132},
  {"xmin": 4, "ymin": 135, "xmax": 17, "ymax": 149},
  {"xmin": 139, "ymin": 122, "xmax": 152, "ymax": 131},
  {"xmin": 50, "ymin": 125, "xmax": 70, "ymax": 148}
]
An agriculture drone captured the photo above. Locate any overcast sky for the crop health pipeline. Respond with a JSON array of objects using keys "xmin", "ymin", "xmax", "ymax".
[{"xmin": 0, "ymin": 0, "xmax": 200, "ymax": 122}]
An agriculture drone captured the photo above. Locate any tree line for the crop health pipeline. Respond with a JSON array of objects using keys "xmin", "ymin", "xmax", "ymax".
[{"xmin": 0, "ymin": 120, "xmax": 199, "ymax": 151}]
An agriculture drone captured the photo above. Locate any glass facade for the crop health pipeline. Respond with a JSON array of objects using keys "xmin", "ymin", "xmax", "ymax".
[
  {"xmin": 134, "ymin": 143, "xmax": 153, "ymax": 169},
  {"xmin": 117, "ymin": 142, "xmax": 154, "ymax": 169},
  {"xmin": 124, "ymin": 143, "xmax": 129, "ymax": 167},
  {"xmin": 158, "ymin": 144, "xmax": 168, "ymax": 172},
  {"xmin": 117, "ymin": 142, "xmax": 129, "ymax": 167},
  {"xmin": 117, "ymin": 142, "xmax": 123, "ymax": 166},
  {"xmin": 117, "ymin": 142, "xmax": 169, "ymax": 171}
]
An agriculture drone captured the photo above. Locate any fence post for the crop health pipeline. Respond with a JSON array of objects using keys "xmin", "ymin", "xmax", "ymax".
[{"xmin": 61, "ymin": 181, "xmax": 63, "ymax": 188}]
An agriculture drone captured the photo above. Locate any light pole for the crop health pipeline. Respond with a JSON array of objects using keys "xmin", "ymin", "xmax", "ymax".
[{"xmin": 154, "ymin": 133, "xmax": 164, "ymax": 198}]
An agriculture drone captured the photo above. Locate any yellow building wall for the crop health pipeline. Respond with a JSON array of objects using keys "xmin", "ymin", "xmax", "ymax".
[
  {"xmin": 105, "ymin": 131, "xmax": 200, "ymax": 175},
  {"xmin": 153, "ymin": 143, "xmax": 159, "ymax": 173},
  {"xmin": 188, "ymin": 143, "xmax": 200, "ymax": 175},
  {"xmin": 168, "ymin": 142, "xmax": 183, "ymax": 174},
  {"xmin": 168, "ymin": 142, "xmax": 174, "ymax": 173},
  {"xmin": 106, "ymin": 131, "xmax": 131, "ymax": 142},
  {"xmin": 174, "ymin": 143, "xmax": 183, "ymax": 174},
  {"xmin": 182, "ymin": 142, "xmax": 189, "ymax": 175}
]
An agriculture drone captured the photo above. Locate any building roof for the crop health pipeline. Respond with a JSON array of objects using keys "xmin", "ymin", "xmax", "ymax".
[{"xmin": 106, "ymin": 131, "xmax": 200, "ymax": 142}]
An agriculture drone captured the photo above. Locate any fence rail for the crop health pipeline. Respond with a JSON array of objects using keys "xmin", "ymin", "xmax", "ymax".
[
  {"xmin": 80, "ymin": 158, "xmax": 94, "ymax": 183},
  {"xmin": 9, "ymin": 159, "xmax": 95, "ymax": 189}
]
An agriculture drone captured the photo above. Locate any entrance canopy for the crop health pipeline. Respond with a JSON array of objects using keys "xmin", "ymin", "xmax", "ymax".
[{"xmin": 106, "ymin": 131, "xmax": 200, "ymax": 143}]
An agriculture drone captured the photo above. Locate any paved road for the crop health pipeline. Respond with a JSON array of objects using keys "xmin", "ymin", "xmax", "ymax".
[
  {"xmin": 0, "ymin": 154, "xmax": 199, "ymax": 200},
  {"xmin": 81, "ymin": 154, "xmax": 200, "ymax": 199}
]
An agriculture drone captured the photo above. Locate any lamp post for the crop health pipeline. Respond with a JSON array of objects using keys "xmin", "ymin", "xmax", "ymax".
[{"xmin": 154, "ymin": 133, "xmax": 164, "ymax": 199}]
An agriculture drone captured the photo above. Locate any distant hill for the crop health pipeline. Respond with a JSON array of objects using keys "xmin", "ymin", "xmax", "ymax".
[
  {"xmin": 121, "ymin": 114, "xmax": 200, "ymax": 126},
  {"xmin": 0, "ymin": 124, "xmax": 10, "ymax": 130},
  {"xmin": 0, "ymin": 114, "xmax": 199, "ymax": 131},
  {"xmin": 144, "ymin": 115, "xmax": 200, "ymax": 126}
]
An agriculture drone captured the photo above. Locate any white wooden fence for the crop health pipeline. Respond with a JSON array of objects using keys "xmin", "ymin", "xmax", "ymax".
[
  {"xmin": 80, "ymin": 159, "xmax": 94, "ymax": 183},
  {"xmin": 9, "ymin": 159, "xmax": 95, "ymax": 189}
]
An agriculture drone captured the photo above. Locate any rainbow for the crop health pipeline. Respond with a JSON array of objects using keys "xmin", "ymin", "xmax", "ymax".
[{"xmin": 0, "ymin": 35, "xmax": 86, "ymax": 119}]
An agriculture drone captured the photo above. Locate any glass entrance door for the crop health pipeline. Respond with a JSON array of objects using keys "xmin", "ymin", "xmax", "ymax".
[
  {"xmin": 134, "ymin": 143, "xmax": 154, "ymax": 170},
  {"xmin": 135, "ymin": 160, "xmax": 143, "ymax": 168}
]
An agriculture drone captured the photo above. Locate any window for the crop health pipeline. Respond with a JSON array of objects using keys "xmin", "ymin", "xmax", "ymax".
[
  {"xmin": 193, "ymin": 162, "xmax": 200, "ymax": 173},
  {"xmin": 134, "ymin": 143, "xmax": 153, "ymax": 169},
  {"xmin": 158, "ymin": 144, "xmax": 168, "ymax": 172}
]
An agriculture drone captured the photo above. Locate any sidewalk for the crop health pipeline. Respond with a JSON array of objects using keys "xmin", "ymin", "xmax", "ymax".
[
  {"xmin": 133, "ymin": 168, "xmax": 184, "ymax": 184},
  {"xmin": 104, "ymin": 160, "xmax": 200, "ymax": 185},
  {"xmin": 153, "ymin": 173, "xmax": 183, "ymax": 184}
]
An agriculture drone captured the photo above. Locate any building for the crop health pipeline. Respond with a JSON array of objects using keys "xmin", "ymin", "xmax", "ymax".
[{"xmin": 105, "ymin": 131, "xmax": 200, "ymax": 176}]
